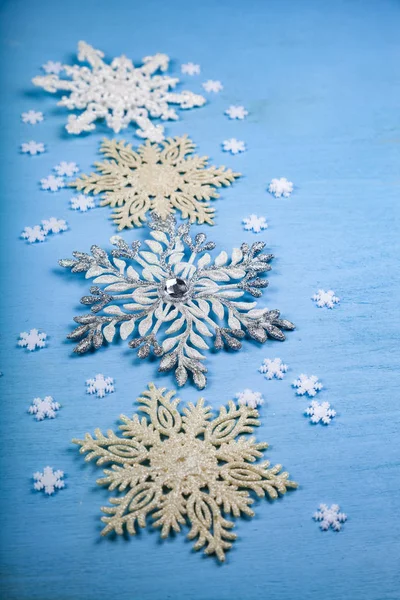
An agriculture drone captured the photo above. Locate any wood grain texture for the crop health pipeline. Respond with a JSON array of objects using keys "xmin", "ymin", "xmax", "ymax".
[{"xmin": 0, "ymin": 0, "xmax": 399, "ymax": 598}]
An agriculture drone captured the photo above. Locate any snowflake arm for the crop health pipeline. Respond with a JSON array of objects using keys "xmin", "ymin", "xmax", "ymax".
[
  {"xmin": 33, "ymin": 41, "xmax": 205, "ymax": 139},
  {"xmin": 69, "ymin": 136, "xmax": 240, "ymax": 229},
  {"xmin": 73, "ymin": 383, "xmax": 297, "ymax": 560},
  {"xmin": 59, "ymin": 217, "xmax": 295, "ymax": 389}
]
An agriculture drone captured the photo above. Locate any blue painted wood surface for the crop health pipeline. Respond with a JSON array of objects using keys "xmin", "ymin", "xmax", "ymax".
[{"xmin": 1, "ymin": 0, "xmax": 399, "ymax": 598}]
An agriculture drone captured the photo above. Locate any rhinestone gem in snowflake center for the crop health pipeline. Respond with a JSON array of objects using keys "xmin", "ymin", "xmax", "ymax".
[{"xmin": 163, "ymin": 277, "xmax": 190, "ymax": 301}]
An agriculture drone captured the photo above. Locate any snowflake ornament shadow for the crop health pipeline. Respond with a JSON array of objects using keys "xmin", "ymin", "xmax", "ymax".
[
  {"xmin": 32, "ymin": 41, "xmax": 206, "ymax": 140},
  {"xmin": 59, "ymin": 215, "xmax": 295, "ymax": 389},
  {"xmin": 73, "ymin": 383, "xmax": 298, "ymax": 561},
  {"xmin": 70, "ymin": 135, "xmax": 240, "ymax": 230}
]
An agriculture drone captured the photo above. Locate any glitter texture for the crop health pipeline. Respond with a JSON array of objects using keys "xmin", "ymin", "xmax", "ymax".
[
  {"xmin": 59, "ymin": 215, "xmax": 295, "ymax": 389},
  {"xmin": 33, "ymin": 41, "xmax": 205, "ymax": 139},
  {"xmin": 73, "ymin": 383, "xmax": 297, "ymax": 561},
  {"xmin": 70, "ymin": 135, "xmax": 240, "ymax": 230}
]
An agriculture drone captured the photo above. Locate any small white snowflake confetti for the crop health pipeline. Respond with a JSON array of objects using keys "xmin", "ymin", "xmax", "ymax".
[
  {"xmin": 86, "ymin": 374, "xmax": 115, "ymax": 398},
  {"xmin": 21, "ymin": 141, "xmax": 45, "ymax": 155},
  {"xmin": 54, "ymin": 161, "xmax": 79, "ymax": 177},
  {"xmin": 312, "ymin": 290, "xmax": 340, "ymax": 309},
  {"xmin": 314, "ymin": 504, "xmax": 347, "ymax": 531},
  {"xmin": 305, "ymin": 401, "xmax": 336, "ymax": 425},
  {"xmin": 235, "ymin": 389, "xmax": 264, "ymax": 408},
  {"xmin": 42, "ymin": 61, "xmax": 63, "ymax": 74},
  {"xmin": 33, "ymin": 467, "xmax": 65, "ymax": 495},
  {"xmin": 181, "ymin": 62, "xmax": 200, "ymax": 75},
  {"xmin": 202, "ymin": 80, "xmax": 223, "ymax": 93},
  {"xmin": 34, "ymin": 42, "xmax": 205, "ymax": 139},
  {"xmin": 21, "ymin": 110, "xmax": 43, "ymax": 125},
  {"xmin": 259, "ymin": 358, "xmax": 288, "ymax": 380},
  {"xmin": 21, "ymin": 225, "xmax": 47, "ymax": 243},
  {"xmin": 18, "ymin": 329, "xmax": 47, "ymax": 351},
  {"xmin": 222, "ymin": 138, "xmax": 246, "ymax": 155},
  {"xmin": 40, "ymin": 175, "xmax": 65, "ymax": 192},
  {"xmin": 70, "ymin": 194, "xmax": 95, "ymax": 212},
  {"xmin": 243, "ymin": 215, "xmax": 268, "ymax": 233},
  {"xmin": 268, "ymin": 178, "xmax": 293, "ymax": 198},
  {"xmin": 293, "ymin": 374, "xmax": 323, "ymax": 397},
  {"xmin": 225, "ymin": 105, "xmax": 248, "ymax": 120},
  {"xmin": 29, "ymin": 396, "xmax": 61, "ymax": 421},
  {"xmin": 41, "ymin": 217, "xmax": 68, "ymax": 234}
]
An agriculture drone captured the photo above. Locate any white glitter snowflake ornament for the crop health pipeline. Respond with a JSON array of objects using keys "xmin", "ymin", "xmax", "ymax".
[
  {"xmin": 33, "ymin": 41, "xmax": 206, "ymax": 139},
  {"xmin": 235, "ymin": 389, "xmax": 264, "ymax": 408},
  {"xmin": 86, "ymin": 374, "xmax": 115, "ymax": 398},
  {"xmin": 222, "ymin": 138, "xmax": 246, "ymax": 155},
  {"xmin": 29, "ymin": 396, "xmax": 61, "ymax": 421},
  {"xmin": 292, "ymin": 374, "xmax": 323, "ymax": 397},
  {"xmin": 312, "ymin": 289, "xmax": 340, "ymax": 309},
  {"xmin": 305, "ymin": 401, "xmax": 336, "ymax": 425},
  {"xmin": 70, "ymin": 136, "xmax": 240, "ymax": 230},
  {"xmin": 70, "ymin": 194, "xmax": 96, "ymax": 212},
  {"xmin": 33, "ymin": 467, "xmax": 65, "ymax": 495},
  {"xmin": 21, "ymin": 110, "xmax": 43, "ymax": 124},
  {"xmin": 243, "ymin": 215, "xmax": 268, "ymax": 233},
  {"xmin": 21, "ymin": 141, "xmax": 45, "ymax": 155},
  {"xmin": 314, "ymin": 504, "xmax": 347, "ymax": 531},
  {"xmin": 59, "ymin": 215, "xmax": 295, "ymax": 389},
  {"xmin": 268, "ymin": 178, "xmax": 293, "ymax": 198},
  {"xmin": 259, "ymin": 358, "xmax": 288, "ymax": 380},
  {"xmin": 18, "ymin": 329, "xmax": 47, "ymax": 351},
  {"xmin": 73, "ymin": 383, "xmax": 297, "ymax": 561}
]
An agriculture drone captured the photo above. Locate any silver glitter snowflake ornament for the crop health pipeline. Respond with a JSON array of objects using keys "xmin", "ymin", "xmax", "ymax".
[
  {"xmin": 59, "ymin": 216, "xmax": 295, "ymax": 389},
  {"xmin": 32, "ymin": 41, "xmax": 206, "ymax": 140}
]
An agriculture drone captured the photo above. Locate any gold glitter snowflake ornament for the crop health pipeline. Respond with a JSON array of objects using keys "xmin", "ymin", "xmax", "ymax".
[
  {"xmin": 74, "ymin": 383, "xmax": 298, "ymax": 561},
  {"xmin": 70, "ymin": 136, "xmax": 240, "ymax": 229}
]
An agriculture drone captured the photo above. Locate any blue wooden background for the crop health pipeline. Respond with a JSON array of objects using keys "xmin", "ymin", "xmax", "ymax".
[{"xmin": 1, "ymin": 0, "xmax": 399, "ymax": 599}]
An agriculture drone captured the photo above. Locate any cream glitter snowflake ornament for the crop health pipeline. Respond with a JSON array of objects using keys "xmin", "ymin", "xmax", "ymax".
[
  {"xmin": 73, "ymin": 383, "xmax": 297, "ymax": 561},
  {"xmin": 32, "ymin": 41, "xmax": 206, "ymax": 139},
  {"xmin": 59, "ymin": 215, "xmax": 295, "ymax": 389},
  {"xmin": 70, "ymin": 135, "xmax": 240, "ymax": 230}
]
